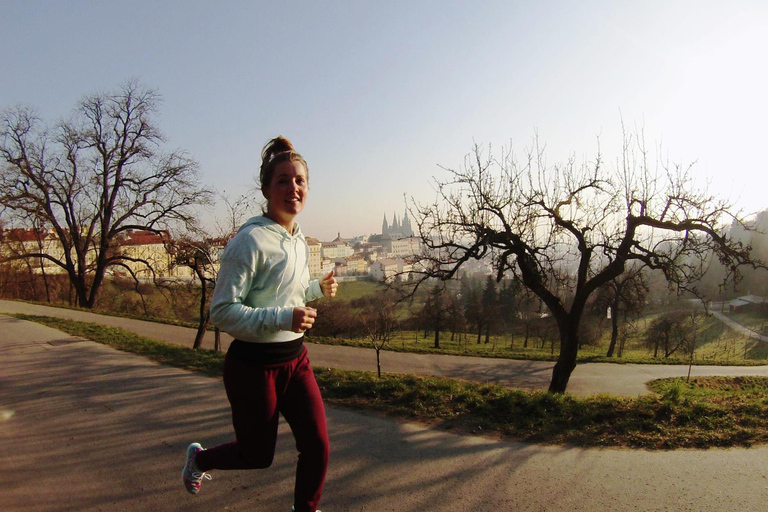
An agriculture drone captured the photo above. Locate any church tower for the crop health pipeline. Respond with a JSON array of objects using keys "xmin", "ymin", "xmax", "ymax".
[
  {"xmin": 382, "ymin": 213, "xmax": 388, "ymax": 235},
  {"xmin": 402, "ymin": 210, "xmax": 413, "ymax": 237}
]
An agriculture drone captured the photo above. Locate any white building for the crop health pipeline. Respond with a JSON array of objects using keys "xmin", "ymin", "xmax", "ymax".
[
  {"xmin": 384, "ymin": 236, "xmax": 421, "ymax": 258},
  {"xmin": 369, "ymin": 258, "xmax": 413, "ymax": 282},
  {"xmin": 306, "ymin": 237, "xmax": 323, "ymax": 278},
  {"xmin": 322, "ymin": 233, "xmax": 354, "ymax": 259},
  {"xmin": 334, "ymin": 255, "xmax": 369, "ymax": 276}
]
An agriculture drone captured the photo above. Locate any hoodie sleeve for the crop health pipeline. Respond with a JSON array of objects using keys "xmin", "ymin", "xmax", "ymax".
[
  {"xmin": 209, "ymin": 235, "xmax": 294, "ymax": 340},
  {"xmin": 305, "ymin": 279, "xmax": 323, "ymax": 302}
]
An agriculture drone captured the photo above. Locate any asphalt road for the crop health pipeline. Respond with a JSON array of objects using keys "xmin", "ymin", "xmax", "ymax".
[{"xmin": 4, "ymin": 310, "xmax": 768, "ymax": 511}]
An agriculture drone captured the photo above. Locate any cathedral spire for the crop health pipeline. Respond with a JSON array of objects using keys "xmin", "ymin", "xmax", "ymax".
[{"xmin": 402, "ymin": 209, "xmax": 413, "ymax": 236}]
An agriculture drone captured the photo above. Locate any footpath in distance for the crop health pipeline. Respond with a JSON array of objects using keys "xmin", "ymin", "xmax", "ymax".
[{"xmin": 4, "ymin": 300, "xmax": 768, "ymax": 397}]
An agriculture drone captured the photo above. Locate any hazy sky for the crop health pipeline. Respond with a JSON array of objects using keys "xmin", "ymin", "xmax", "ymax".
[{"xmin": 2, "ymin": 0, "xmax": 766, "ymax": 240}]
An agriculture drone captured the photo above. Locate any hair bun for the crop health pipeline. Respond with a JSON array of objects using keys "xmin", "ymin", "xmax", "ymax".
[{"xmin": 262, "ymin": 136, "xmax": 294, "ymax": 162}]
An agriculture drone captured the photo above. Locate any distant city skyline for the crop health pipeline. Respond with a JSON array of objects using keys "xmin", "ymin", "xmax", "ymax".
[{"xmin": 297, "ymin": 209, "xmax": 414, "ymax": 243}]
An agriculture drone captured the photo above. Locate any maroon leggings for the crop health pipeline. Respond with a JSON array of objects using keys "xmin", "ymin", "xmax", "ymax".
[{"xmin": 195, "ymin": 346, "xmax": 329, "ymax": 512}]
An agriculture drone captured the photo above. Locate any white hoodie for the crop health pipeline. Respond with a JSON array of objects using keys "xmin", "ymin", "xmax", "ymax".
[{"xmin": 210, "ymin": 216, "xmax": 323, "ymax": 343}]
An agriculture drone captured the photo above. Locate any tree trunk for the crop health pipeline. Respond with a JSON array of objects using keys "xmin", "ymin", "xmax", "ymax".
[
  {"xmin": 617, "ymin": 310, "xmax": 627, "ymax": 357},
  {"xmin": 39, "ymin": 257, "xmax": 51, "ymax": 303},
  {"xmin": 22, "ymin": 258, "xmax": 36, "ymax": 300},
  {"xmin": 193, "ymin": 266, "xmax": 208, "ymax": 349},
  {"xmin": 85, "ymin": 263, "xmax": 108, "ymax": 308},
  {"xmin": 548, "ymin": 320, "xmax": 579, "ymax": 393},
  {"xmin": 194, "ymin": 311, "xmax": 210, "ymax": 350},
  {"xmin": 74, "ymin": 277, "xmax": 89, "ymax": 308}
]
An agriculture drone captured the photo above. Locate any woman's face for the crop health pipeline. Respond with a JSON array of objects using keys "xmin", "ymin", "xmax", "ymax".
[{"xmin": 263, "ymin": 159, "xmax": 309, "ymax": 231}]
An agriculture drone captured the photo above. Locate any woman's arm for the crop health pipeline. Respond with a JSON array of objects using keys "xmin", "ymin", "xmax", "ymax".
[{"xmin": 210, "ymin": 261, "xmax": 295, "ymax": 340}]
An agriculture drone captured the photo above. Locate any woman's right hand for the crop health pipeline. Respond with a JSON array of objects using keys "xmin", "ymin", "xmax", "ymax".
[{"xmin": 292, "ymin": 306, "xmax": 317, "ymax": 333}]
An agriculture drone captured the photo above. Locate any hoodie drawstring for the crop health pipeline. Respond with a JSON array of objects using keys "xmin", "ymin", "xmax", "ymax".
[
  {"xmin": 274, "ymin": 234, "xmax": 303, "ymax": 301},
  {"xmin": 274, "ymin": 235, "xmax": 289, "ymax": 301}
]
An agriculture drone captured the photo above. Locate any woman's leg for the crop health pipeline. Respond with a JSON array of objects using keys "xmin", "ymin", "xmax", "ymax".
[
  {"xmin": 280, "ymin": 350, "xmax": 330, "ymax": 512},
  {"xmin": 196, "ymin": 354, "xmax": 281, "ymax": 471}
]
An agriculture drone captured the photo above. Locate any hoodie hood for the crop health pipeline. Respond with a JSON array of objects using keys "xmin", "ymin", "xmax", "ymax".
[{"xmin": 237, "ymin": 215, "xmax": 303, "ymax": 238}]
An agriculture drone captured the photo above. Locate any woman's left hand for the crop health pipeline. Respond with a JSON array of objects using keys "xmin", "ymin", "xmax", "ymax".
[{"xmin": 320, "ymin": 270, "xmax": 338, "ymax": 298}]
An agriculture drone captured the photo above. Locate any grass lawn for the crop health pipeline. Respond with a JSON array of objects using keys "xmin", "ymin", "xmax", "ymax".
[
  {"xmin": 310, "ymin": 316, "xmax": 767, "ymax": 366},
  {"xmin": 15, "ymin": 314, "xmax": 768, "ymax": 450},
  {"xmin": 333, "ymin": 279, "xmax": 385, "ymax": 302}
]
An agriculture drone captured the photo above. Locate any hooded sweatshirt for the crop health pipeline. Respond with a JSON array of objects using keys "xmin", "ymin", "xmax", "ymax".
[{"xmin": 210, "ymin": 216, "xmax": 323, "ymax": 343}]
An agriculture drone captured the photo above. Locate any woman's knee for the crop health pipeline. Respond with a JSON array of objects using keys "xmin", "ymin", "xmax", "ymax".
[{"xmin": 239, "ymin": 443, "xmax": 276, "ymax": 468}]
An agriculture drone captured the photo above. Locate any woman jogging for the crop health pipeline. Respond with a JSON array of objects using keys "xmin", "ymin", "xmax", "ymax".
[{"xmin": 182, "ymin": 136, "xmax": 336, "ymax": 512}]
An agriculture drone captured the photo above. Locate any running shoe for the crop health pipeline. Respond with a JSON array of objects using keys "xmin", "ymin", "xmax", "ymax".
[{"xmin": 182, "ymin": 442, "xmax": 211, "ymax": 494}]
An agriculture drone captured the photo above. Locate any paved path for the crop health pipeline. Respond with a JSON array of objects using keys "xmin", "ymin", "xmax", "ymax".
[
  {"xmin": 712, "ymin": 311, "xmax": 768, "ymax": 343},
  {"xmin": 4, "ymin": 311, "xmax": 768, "ymax": 511},
  {"xmin": 3, "ymin": 300, "xmax": 768, "ymax": 397}
]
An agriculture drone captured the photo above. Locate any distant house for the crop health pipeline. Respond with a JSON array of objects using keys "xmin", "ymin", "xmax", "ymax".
[
  {"xmin": 321, "ymin": 257, "xmax": 335, "ymax": 276},
  {"xmin": 369, "ymin": 258, "xmax": 412, "ymax": 282},
  {"xmin": 382, "ymin": 235, "xmax": 421, "ymax": 257},
  {"xmin": 355, "ymin": 242, "xmax": 384, "ymax": 263},
  {"xmin": 0, "ymin": 228, "xmax": 68, "ymax": 274},
  {"xmin": 345, "ymin": 255, "xmax": 369, "ymax": 275},
  {"xmin": 334, "ymin": 255, "xmax": 368, "ymax": 277},
  {"xmin": 115, "ymin": 230, "xmax": 175, "ymax": 278},
  {"xmin": 1, "ymin": 227, "xmax": 235, "ymax": 281},
  {"xmin": 306, "ymin": 237, "xmax": 323, "ymax": 278},
  {"xmin": 729, "ymin": 295, "xmax": 768, "ymax": 314},
  {"xmin": 322, "ymin": 233, "xmax": 354, "ymax": 259}
]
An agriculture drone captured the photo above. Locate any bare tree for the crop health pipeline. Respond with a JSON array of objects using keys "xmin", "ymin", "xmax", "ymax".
[
  {"xmin": 590, "ymin": 264, "xmax": 649, "ymax": 357},
  {"xmin": 419, "ymin": 282, "xmax": 453, "ymax": 349},
  {"xmin": 0, "ymin": 81, "xmax": 212, "ymax": 308},
  {"xmin": 461, "ymin": 280, "xmax": 480, "ymax": 343},
  {"xmin": 362, "ymin": 290, "xmax": 398, "ymax": 378},
  {"xmin": 170, "ymin": 236, "xmax": 221, "ymax": 349},
  {"xmin": 411, "ymin": 130, "xmax": 763, "ymax": 393},
  {"xmin": 514, "ymin": 286, "xmax": 541, "ymax": 349},
  {"xmin": 645, "ymin": 311, "xmax": 692, "ymax": 358},
  {"xmin": 169, "ymin": 192, "xmax": 255, "ymax": 350},
  {"xmin": 445, "ymin": 287, "xmax": 467, "ymax": 345},
  {"xmin": 481, "ymin": 274, "xmax": 499, "ymax": 345}
]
